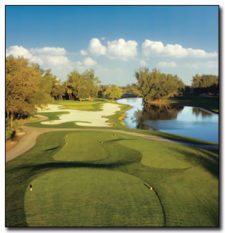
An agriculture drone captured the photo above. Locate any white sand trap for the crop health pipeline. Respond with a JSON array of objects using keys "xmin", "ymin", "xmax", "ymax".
[{"xmin": 37, "ymin": 103, "xmax": 121, "ymax": 127}]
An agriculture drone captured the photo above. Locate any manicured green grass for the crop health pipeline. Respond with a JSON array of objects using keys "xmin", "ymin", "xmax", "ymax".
[
  {"xmin": 25, "ymin": 168, "xmax": 163, "ymax": 227},
  {"xmin": 26, "ymin": 112, "xmax": 78, "ymax": 128},
  {"xmin": 6, "ymin": 131, "xmax": 219, "ymax": 227},
  {"xmin": 169, "ymin": 96, "xmax": 219, "ymax": 113},
  {"xmin": 54, "ymin": 99, "xmax": 108, "ymax": 111},
  {"xmin": 53, "ymin": 133, "xmax": 108, "ymax": 162}
]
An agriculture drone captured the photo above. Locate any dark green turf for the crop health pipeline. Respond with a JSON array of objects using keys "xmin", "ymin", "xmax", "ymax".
[{"xmin": 6, "ymin": 131, "xmax": 219, "ymax": 227}]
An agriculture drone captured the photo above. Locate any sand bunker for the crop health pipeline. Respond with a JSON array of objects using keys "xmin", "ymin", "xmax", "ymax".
[{"xmin": 37, "ymin": 103, "xmax": 121, "ymax": 127}]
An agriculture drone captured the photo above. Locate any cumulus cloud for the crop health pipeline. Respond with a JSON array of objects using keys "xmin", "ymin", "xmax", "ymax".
[
  {"xmin": 106, "ymin": 39, "xmax": 138, "ymax": 60},
  {"xmin": 6, "ymin": 45, "xmax": 42, "ymax": 64},
  {"xmin": 142, "ymin": 40, "xmax": 217, "ymax": 58},
  {"xmin": 84, "ymin": 38, "xmax": 138, "ymax": 60},
  {"xmin": 157, "ymin": 61, "xmax": 177, "ymax": 68},
  {"xmin": 83, "ymin": 57, "xmax": 97, "ymax": 66},
  {"xmin": 6, "ymin": 45, "xmax": 70, "ymax": 67},
  {"xmin": 89, "ymin": 38, "xmax": 106, "ymax": 56}
]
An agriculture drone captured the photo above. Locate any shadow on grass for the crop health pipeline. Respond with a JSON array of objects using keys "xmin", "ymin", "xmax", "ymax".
[
  {"xmin": 170, "ymin": 147, "xmax": 219, "ymax": 177},
  {"xmin": 12, "ymin": 159, "xmax": 140, "ymax": 174}
]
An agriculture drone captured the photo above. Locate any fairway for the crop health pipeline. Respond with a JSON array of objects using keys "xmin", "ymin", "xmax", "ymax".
[{"xmin": 6, "ymin": 131, "xmax": 219, "ymax": 227}]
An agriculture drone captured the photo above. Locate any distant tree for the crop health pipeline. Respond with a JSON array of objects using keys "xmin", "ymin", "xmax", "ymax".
[
  {"xmin": 192, "ymin": 74, "xmax": 218, "ymax": 96},
  {"xmin": 135, "ymin": 68, "xmax": 184, "ymax": 102},
  {"xmin": 124, "ymin": 83, "xmax": 142, "ymax": 97},
  {"xmin": 66, "ymin": 69, "xmax": 100, "ymax": 100},
  {"xmin": 51, "ymin": 80, "xmax": 65, "ymax": 100},
  {"xmin": 34, "ymin": 70, "xmax": 55, "ymax": 105},
  {"xmin": 82, "ymin": 69, "xmax": 101, "ymax": 100},
  {"xmin": 102, "ymin": 85, "xmax": 123, "ymax": 100}
]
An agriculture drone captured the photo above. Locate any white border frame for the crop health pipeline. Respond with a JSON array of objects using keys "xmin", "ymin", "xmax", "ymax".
[{"xmin": 1, "ymin": 1, "xmax": 224, "ymax": 232}]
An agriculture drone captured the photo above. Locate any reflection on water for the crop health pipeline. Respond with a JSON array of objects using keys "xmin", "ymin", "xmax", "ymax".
[
  {"xmin": 192, "ymin": 107, "xmax": 213, "ymax": 118},
  {"xmin": 117, "ymin": 98, "xmax": 218, "ymax": 143},
  {"xmin": 141, "ymin": 104, "xmax": 184, "ymax": 120}
]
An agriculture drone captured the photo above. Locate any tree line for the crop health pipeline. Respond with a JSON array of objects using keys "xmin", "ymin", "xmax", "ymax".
[
  {"xmin": 6, "ymin": 55, "xmax": 219, "ymax": 129},
  {"xmin": 191, "ymin": 74, "xmax": 218, "ymax": 96}
]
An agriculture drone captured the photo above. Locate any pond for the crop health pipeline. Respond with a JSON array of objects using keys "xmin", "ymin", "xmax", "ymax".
[{"xmin": 117, "ymin": 98, "xmax": 219, "ymax": 143}]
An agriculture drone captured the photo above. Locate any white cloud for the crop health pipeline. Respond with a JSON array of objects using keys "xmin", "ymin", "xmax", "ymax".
[
  {"xmin": 89, "ymin": 38, "xmax": 106, "ymax": 56},
  {"xmin": 83, "ymin": 57, "xmax": 97, "ymax": 66},
  {"xmin": 7, "ymin": 45, "xmax": 70, "ymax": 67},
  {"xmin": 142, "ymin": 40, "xmax": 217, "ymax": 58},
  {"xmin": 106, "ymin": 38, "xmax": 138, "ymax": 60},
  {"xmin": 157, "ymin": 61, "xmax": 177, "ymax": 68},
  {"xmin": 85, "ymin": 38, "xmax": 138, "ymax": 61},
  {"xmin": 80, "ymin": 49, "xmax": 88, "ymax": 56},
  {"xmin": 6, "ymin": 45, "xmax": 32, "ymax": 59}
]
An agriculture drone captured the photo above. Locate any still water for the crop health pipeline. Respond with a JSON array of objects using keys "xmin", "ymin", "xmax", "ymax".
[{"xmin": 117, "ymin": 98, "xmax": 219, "ymax": 143}]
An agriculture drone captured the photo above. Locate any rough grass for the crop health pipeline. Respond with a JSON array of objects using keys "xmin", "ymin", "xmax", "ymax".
[{"xmin": 6, "ymin": 131, "xmax": 219, "ymax": 227}]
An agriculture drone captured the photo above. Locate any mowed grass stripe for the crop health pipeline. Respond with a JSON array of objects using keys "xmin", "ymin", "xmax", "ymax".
[
  {"xmin": 53, "ymin": 133, "xmax": 108, "ymax": 162},
  {"xmin": 24, "ymin": 168, "xmax": 164, "ymax": 227}
]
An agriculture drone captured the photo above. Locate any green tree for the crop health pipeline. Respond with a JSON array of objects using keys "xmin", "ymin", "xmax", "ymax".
[
  {"xmin": 135, "ymin": 68, "xmax": 184, "ymax": 101},
  {"xmin": 66, "ymin": 69, "xmax": 100, "ymax": 100},
  {"xmin": 103, "ymin": 85, "xmax": 123, "ymax": 100},
  {"xmin": 6, "ymin": 56, "xmax": 42, "ymax": 128},
  {"xmin": 51, "ymin": 80, "xmax": 65, "ymax": 100},
  {"xmin": 192, "ymin": 74, "xmax": 218, "ymax": 96}
]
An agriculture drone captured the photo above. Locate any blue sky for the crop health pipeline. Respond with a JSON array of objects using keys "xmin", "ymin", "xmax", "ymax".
[{"xmin": 6, "ymin": 6, "xmax": 219, "ymax": 85}]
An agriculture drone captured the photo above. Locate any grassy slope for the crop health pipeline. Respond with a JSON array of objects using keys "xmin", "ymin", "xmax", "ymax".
[{"xmin": 6, "ymin": 131, "xmax": 219, "ymax": 227}]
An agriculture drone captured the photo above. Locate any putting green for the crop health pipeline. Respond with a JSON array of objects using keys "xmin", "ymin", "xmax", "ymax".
[{"xmin": 25, "ymin": 168, "xmax": 163, "ymax": 227}]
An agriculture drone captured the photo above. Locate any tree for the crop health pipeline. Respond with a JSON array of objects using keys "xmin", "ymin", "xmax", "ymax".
[
  {"xmin": 102, "ymin": 85, "xmax": 123, "ymax": 100},
  {"xmin": 6, "ymin": 56, "xmax": 42, "ymax": 128},
  {"xmin": 51, "ymin": 80, "xmax": 65, "ymax": 100},
  {"xmin": 192, "ymin": 74, "xmax": 218, "ymax": 96},
  {"xmin": 34, "ymin": 70, "xmax": 55, "ymax": 105},
  {"xmin": 66, "ymin": 69, "xmax": 100, "ymax": 100},
  {"xmin": 135, "ymin": 68, "xmax": 184, "ymax": 102}
]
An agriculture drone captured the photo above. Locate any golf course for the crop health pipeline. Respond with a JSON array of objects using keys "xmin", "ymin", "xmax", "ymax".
[
  {"xmin": 5, "ymin": 5, "xmax": 220, "ymax": 228},
  {"xmin": 6, "ymin": 100, "xmax": 219, "ymax": 227}
]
